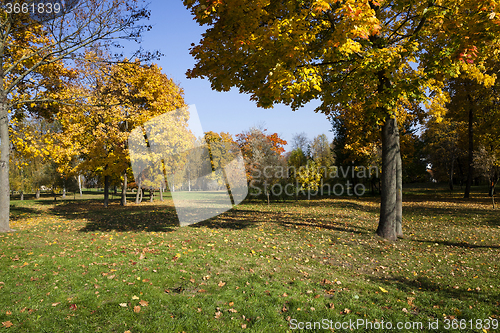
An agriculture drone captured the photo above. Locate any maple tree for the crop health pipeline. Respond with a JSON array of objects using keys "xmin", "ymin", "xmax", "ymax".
[
  {"xmin": 426, "ymin": 58, "xmax": 500, "ymax": 200},
  {"xmin": 0, "ymin": 1, "xmax": 152, "ymax": 231},
  {"xmin": 184, "ymin": 0, "xmax": 500, "ymax": 240},
  {"xmin": 51, "ymin": 54, "xmax": 188, "ymax": 207},
  {"xmin": 203, "ymin": 131, "xmax": 239, "ymax": 190}
]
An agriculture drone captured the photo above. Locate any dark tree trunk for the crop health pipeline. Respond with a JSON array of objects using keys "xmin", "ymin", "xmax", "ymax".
[
  {"xmin": 449, "ymin": 156, "xmax": 454, "ymax": 191},
  {"xmin": 395, "ymin": 138, "xmax": 403, "ymax": 238},
  {"xmin": 121, "ymin": 172, "xmax": 127, "ymax": 206},
  {"xmin": 490, "ymin": 176, "xmax": 498, "ymax": 209},
  {"xmin": 377, "ymin": 116, "xmax": 399, "ymax": 241},
  {"xmin": 104, "ymin": 175, "xmax": 110, "ymax": 207},
  {"xmin": 20, "ymin": 191, "xmax": 24, "ymax": 201},
  {"xmin": 464, "ymin": 102, "xmax": 474, "ymax": 198}
]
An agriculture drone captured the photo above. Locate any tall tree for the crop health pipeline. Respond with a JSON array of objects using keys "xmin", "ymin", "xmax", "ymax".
[
  {"xmin": 236, "ymin": 128, "xmax": 287, "ymax": 203},
  {"xmin": 427, "ymin": 58, "xmax": 500, "ymax": 197},
  {"xmin": 0, "ymin": 1, "xmax": 152, "ymax": 231},
  {"xmin": 184, "ymin": 0, "xmax": 500, "ymax": 240},
  {"xmin": 50, "ymin": 55, "xmax": 187, "ymax": 207}
]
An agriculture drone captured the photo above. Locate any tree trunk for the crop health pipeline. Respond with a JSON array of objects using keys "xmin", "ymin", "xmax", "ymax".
[
  {"xmin": 0, "ymin": 96, "xmax": 13, "ymax": 232},
  {"xmin": 78, "ymin": 174, "xmax": 83, "ymax": 197},
  {"xmin": 121, "ymin": 172, "xmax": 127, "ymax": 206},
  {"xmin": 35, "ymin": 189, "xmax": 40, "ymax": 199},
  {"xmin": 160, "ymin": 185, "xmax": 164, "ymax": 201},
  {"xmin": 395, "ymin": 137, "xmax": 403, "ymax": 238},
  {"xmin": 464, "ymin": 101, "xmax": 473, "ymax": 198},
  {"xmin": 490, "ymin": 178, "xmax": 498, "ymax": 209},
  {"xmin": 62, "ymin": 186, "xmax": 66, "ymax": 199},
  {"xmin": 150, "ymin": 189, "xmax": 154, "ymax": 202},
  {"xmin": 135, "ymin": 179, "xmax": 142, "ymax": 204},
  {"xmin": 377, "ymin": 116, "xmax": 398, "ymax": 241},
  {"xmin": 104, "ymin": 175, "xmax": 110, "ymax": 207},
  {"xmin": 20, "ymin": 190, "xmax": 24, "ymax": 201},
  {"xmin": 449, "ymin": 155, "xmax": 454, "ymax": 191}
]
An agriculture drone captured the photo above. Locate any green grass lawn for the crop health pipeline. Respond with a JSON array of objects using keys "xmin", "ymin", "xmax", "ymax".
[{"xmin": 1, "ymin": 188, "xmax": 499, "ymax": 332}]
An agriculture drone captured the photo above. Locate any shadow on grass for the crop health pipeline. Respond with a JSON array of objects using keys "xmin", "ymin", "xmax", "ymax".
[
  {"xmin": 280, "ymin": 219, "xmax": 374, "ymax": 236},
  {"xmin": 370, "ymin": 274, "xmax": 499, "ymax": 304},
  {"xmin": 410, "ymin": 238, "xmax": 500, "ymax": 250},
  {"xmin": 46, "ymin": 200, "xmax": 180, "ymax": 233},
  {"xmin": 403, "ymin": 205, "xmax": 500, "ymax": 228},
  {"xmin": 190, "ymin": 208, "xmax": 265, "ymax": 230},
  {"xmin": 9, "ymin": 205, "xmax": 40, "ymax": 221}
]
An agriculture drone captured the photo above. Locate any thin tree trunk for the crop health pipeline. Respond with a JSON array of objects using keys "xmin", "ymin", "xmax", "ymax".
[
  {"xmin": 464, "ymin": 101, "xmax": 473, "ymax": 198},
  {"xmin": 160, "ymin": 185, "xmax": 164, "ymax": 201},
  {"xmin": 149, "ymin": 189, "xmax": 154, "ymax": 202},
  {"xmin": 104, "ymin": 175, "xmax": 110, "ymax": 207},
  {"xmin": 449, "ymin": 155, "xmax": 454, "ymax": 192},
  {"xmin": 35, "ymin": 189, "xmax": 40, "ymax": 199},
  {"xmin": 395, "ymin": 133, "xmax": 403, "ymax": 238},
  {"xmin": 62, "ymin": 186, "xmax": 66, "ymax": 199},
  {"xmin": 0, "ymin": 95, "xmax": 14, "ymax": 232},
  {"xmin": 20, "ymin": 190, "xmax": 24, "ymax": 201},
  {"xmin": 377, "ymin": 116, "xmax": 398, "ymax": 241},
  {"xmin": 121, "ymin": 172, "xmax": 127, "ymax": 206},
  {"xmin": 135, "ymin": 179, "xmax": 142, "ymax": 204},
  {"xmin": 78, "ymin": 174, "xmax": 83, "ymax": 197},
  {"xmin": 491, "ymin": 178, "xmax": 498, "ymax": 209}
]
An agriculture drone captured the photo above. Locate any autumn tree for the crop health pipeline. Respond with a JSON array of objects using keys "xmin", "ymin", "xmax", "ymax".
[
  {"xmin": 427, "ymin": 58, "xmax": 500, "ymax": 198},
  {"xmin": 291, "ymin": 132, "xmax": 311, "ymax": 157},
  {"xmin": 0, "ymin": 1, "xmax": 152, "ymax": 231},
  {"xmin": 52, "ymin": 55, "xmax": 187, "ymax": 207},
  {"xmin": 236, "ymin": 127, "xmax": 287, "ymax": 204},
  {"xmin": 297, "ymin": 159, "xmax": 324, "ymax": 197},
  {"xmin": 311, "ymin": 134, "xmax": 334, "ymax": 169},
  {"xmin": 184, "ymin": 0, "xmax": 500, "ymax": 240}
]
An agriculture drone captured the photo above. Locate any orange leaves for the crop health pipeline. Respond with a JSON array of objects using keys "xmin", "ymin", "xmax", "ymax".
[
  {"xmin": 2, "ymin": 321, "xmax": 13, "ymax": 328},
  {"xmin": 312, "ymin": 0, "xmax": 331, "ymax": 14},
  {"xmin": 458, "ymin": 45, "xmax": 478, "ymax": 64}
]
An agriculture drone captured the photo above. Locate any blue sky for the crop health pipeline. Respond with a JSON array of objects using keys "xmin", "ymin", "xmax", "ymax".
[{"xmin": 130, "ymin": 1, "xmax": 334, "ymax": 151}]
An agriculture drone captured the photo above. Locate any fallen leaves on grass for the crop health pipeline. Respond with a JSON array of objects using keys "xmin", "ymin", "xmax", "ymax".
[
  {"xmin": 2, "ymin": 321, "xmax": 13, "ymax": 328},
  {"xmin": 379, "ymin": 287, "xmax": 388, "ymax": 293}
]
